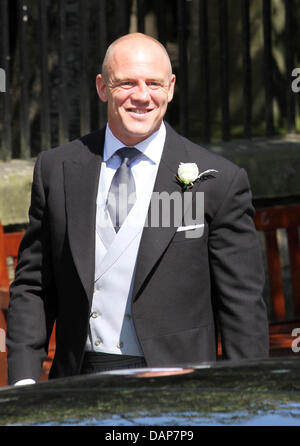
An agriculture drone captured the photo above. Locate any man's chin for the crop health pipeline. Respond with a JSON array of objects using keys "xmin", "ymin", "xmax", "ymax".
[{"xmin": 119, "ymin": 124, "xmax": 160, "ymax": 145}]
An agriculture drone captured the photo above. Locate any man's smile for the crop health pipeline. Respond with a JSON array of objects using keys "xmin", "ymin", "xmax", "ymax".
[{"xmin": 126, "ymin": 107, "xmax": 154, "ymax": 115}]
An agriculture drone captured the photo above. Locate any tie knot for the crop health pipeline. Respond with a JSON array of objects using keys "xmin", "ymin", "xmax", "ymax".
[{"xmin": 117, "ymin": 147, "xmax": 140, "ymax": 166}]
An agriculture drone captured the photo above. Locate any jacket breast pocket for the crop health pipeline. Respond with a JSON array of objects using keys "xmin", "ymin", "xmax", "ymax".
[{"xmin": 172, "ymin": 225, "xmax": 207, "ymax": 242}]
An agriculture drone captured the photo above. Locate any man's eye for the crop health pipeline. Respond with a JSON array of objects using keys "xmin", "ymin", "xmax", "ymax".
[
  {"xmin": 147, "ymin": 82, "xmax": 161, "ymax": 89},
  {"xmin": 120, "ymin": 81, "xmax": 134, "ymax": 88}
]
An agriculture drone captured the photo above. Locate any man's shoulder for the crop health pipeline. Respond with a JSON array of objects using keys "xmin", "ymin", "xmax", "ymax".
[
  {"xmin": 165, "ymin": 122, "xmax": 240, "ymax": 175},
  {"xmin": 184, "ymin": 137, "xmax": 239, "ymax": 174},
  {"xmin": 38, "ymin": 128, "xmax": 105, "ymax": 163}
]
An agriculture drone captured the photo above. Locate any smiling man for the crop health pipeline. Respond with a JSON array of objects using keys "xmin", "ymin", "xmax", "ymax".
[
  {"xmin": 6, "ymin": 33, "xmax": 269, "ymax": 385},
  {"xmin": 96, "ymin": 34, "xmax": 175, "ymax": 146}
]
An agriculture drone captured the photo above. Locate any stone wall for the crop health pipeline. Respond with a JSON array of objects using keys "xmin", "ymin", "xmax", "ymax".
[{"xmin": 0, "ymin": 159, "xmax": 34, "ymax": 226}]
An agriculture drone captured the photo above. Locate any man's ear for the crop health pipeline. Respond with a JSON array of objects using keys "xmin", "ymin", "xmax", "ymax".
[
  {"xmin": 167, "ymin": 74, "xmax": 176, "ymax": 103},
  {"xmin": 96, "ymin": 74, "xmax": 108, "ymax": 102}
]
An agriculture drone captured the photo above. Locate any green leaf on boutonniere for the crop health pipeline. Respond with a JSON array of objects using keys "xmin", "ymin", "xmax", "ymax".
[{"xmin": 176, "ymin": 162, "xmax": 218, "ymax": 191}]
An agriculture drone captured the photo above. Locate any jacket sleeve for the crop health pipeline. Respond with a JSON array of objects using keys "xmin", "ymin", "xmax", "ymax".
[
  {"xmin": 6, "ymin": 152, "xmax": 56, "ymax": 384},
  {"xmin": 208, "ymin": 167, "xmax": 269, "ymax": 360}
]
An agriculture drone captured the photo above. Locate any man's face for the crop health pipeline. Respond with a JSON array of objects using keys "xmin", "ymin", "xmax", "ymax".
[{"xmin": 96, "ymin": 38, "xmax": 175, "ymax": 146}]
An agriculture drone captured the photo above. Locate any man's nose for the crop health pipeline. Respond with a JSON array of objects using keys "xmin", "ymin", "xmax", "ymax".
[{"xmin": 131, "ymin": 82, "xmax": 150, "ymax": 101}]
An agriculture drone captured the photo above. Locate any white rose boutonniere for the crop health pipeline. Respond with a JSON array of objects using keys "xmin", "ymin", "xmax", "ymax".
[{"xmin": 176, "ymin": 162, "xmax": 218, "ymax": 191}]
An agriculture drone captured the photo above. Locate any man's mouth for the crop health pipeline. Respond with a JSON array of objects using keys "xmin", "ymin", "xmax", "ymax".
[{"xmin": 127, "ymin": 108, "xmax": 152, "ymax": 114}]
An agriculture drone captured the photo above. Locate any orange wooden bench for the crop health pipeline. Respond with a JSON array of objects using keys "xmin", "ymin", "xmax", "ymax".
[
  {"xmin": 0, "ymin": 223, "xmax": 25, "ymax": 386},
  {"xmin": 0, "ymin": 222, "xmax": 55, "ymax": 385},
  {"xmin": 254, "ymin": 204, "xmax": 300, "ymax": 357}
]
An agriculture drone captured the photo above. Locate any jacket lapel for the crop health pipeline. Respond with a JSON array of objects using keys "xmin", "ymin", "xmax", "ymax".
[
  {"xmin": 132, "ymin": 123, "xmax": 197, "ymax": 301},
  {"xmin": 63, "ymin": 131, "xmax": 104, "ymax": 302}
]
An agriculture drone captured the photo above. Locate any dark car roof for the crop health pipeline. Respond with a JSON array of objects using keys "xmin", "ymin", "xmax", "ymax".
[{"xmin": 1, "ymin": 357, "xmax": 300, "ymax": 426}]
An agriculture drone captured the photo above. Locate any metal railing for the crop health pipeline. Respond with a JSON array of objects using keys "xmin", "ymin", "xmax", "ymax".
[{"xmin": 0, "ymin": 0, "xmax": 299, "ymax": 160}]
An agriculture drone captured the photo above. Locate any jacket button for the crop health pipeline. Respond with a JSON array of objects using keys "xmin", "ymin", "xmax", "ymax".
[
  {"xmin": 91, "ymin": 312, "xmax": 98, "ymax": 318},
  {"xmin": 117, "ymin": 341, "xmax": 123, "ymax": 349},
  {"xmin": 95, "ymin": 338, "xmax": 102, "ymax": 346}
]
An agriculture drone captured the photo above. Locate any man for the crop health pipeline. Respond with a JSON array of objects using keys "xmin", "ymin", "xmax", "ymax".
[{"xmin": 6, "ymin": 33, "xmax": 269, "ymax": 385}]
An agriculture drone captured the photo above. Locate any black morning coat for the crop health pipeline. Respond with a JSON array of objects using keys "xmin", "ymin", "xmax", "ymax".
[{"xmin": 6, "ymin": 122, "xmax": 269, "ymax": 384}]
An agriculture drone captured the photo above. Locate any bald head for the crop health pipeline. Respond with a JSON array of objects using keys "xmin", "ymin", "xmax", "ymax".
[
  {"xmin": 102, "ymin": 33, "xmax": 173, "ymax": 82},
  {"xmin": 96, "ymin": 32, "xmax": 175, "ymax": 146}
]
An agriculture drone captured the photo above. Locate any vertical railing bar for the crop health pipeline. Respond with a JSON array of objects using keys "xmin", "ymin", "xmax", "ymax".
[
  {"xmin": 218, "ymin": 0, "xmax": 230, "ymax": 141},
  {"xmin": 58, "ymin": 0, "xmax": 68, "ymax": 145},
  {"xmin": 137, "ymin": 0, "xmax": 145, "ymax": 33},
  {"xmin": 284, "ymin": 0, "xmax": 295, "ymax": 133},
  {"xmin": 115, "ymin": 0, "xmax": 128, "ymax": 36},
  {"xmin": 38, "ymin": 0, "xmax": 51, "ymax": 151},
  {"xmin": 19, "ymin": 0, "xmax": 31, "ymax": 159},
  {"xmin": 79, "ymin": 0, "xmax": 90, "ymax": 135},
  {"xmin": 0, "ymin": 0, "xmax": 12, "ymax": 160},
  {"xmin": 241, "ymin": 0, "xmax": 252, "ymax": 139},
  {"xmin": 177, "ymin": 0, "xmax": 189, "ymax": 137},
  {"xmin": 262, "ymin": 0, "xmax": 274, "ymax": 136},
  {"xmin": 199, "ymin": 0, "xmax": 210, "ymax": 143},
  {"xmin": 98, "ymin": 0, "xmax": 107, "ymax": 129},
  {"xmin": 265, "ymin": 230, "xmax": 286, "ymax": 321},
  {"xmin": 157, "ymin": 0, "xmax": 167, "ymax": 47}
]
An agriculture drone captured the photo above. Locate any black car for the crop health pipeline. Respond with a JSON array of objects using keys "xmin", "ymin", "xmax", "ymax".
[{"xmin": 0, "ymin": 357, "xmax": 300, "ymax": 426}]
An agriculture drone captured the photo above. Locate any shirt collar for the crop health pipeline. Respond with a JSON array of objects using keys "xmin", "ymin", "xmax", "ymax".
[{"xmin": 104, "ymin": 122, "xmax": 166, "ymax": 165}]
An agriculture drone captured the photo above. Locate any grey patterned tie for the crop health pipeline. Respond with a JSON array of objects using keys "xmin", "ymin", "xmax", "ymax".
[{"xmin": 107, "ymin": 147, "xmax": 140, "ymax": 232}]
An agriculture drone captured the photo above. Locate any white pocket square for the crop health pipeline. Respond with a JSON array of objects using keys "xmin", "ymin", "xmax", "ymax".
[{"xmin": 177, "ymin": 223, "xmax": 204, "ymax": 232}]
